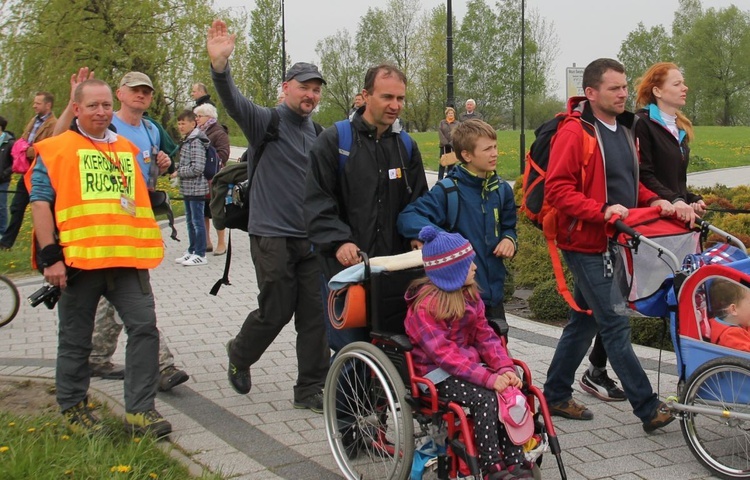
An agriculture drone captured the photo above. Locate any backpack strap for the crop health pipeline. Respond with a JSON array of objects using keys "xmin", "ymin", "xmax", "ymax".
[
  {"xmin": 435, "ymin": 177, "xmax": 460, "ymax": 232},
  {"xmin": 334, "ymin": 119, "xmax": 352, "ymax": 173},
  {"xmin": 542, "ymin": 116, "xmax": 594, "ymax": 315}
]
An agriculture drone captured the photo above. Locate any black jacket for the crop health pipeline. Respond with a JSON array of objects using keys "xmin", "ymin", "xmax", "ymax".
[
  {"xmin": 305, "ymin": 112, "xmax": 428, "ymax": 278},
  {"xmin": 194, "ymin": 94, "xmax": 216, "ymax": 108},
  {"xmin": 635, "ymin": 106, "xmax": 701, "ymax": 204},
  {"xmin": 0, "ymin": 131, "xmax": 16, "ymax": 184}
]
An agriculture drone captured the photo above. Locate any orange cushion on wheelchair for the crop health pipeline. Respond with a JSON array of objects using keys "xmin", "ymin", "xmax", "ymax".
[{"xmin": 328, "ymin": 284, "xmax": 367, "ymax": 330}]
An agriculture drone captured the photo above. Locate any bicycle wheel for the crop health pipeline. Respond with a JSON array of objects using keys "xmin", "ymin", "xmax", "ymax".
[
  {"xmin": 0, "ymin": 275, "xmax": 20, "ymax": 328},
  {"xmin": 680, "ymin": 356, "xmax": 750, "ymax": 479},
  {"xmin": 324, "ymin": 341, "xmax": 414, "ymax": 480}
]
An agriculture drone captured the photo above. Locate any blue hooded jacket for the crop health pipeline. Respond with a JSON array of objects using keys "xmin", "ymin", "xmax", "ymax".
[{"xmin": 398, "ymin": 165, "xmax": 517, "ymax": 308}]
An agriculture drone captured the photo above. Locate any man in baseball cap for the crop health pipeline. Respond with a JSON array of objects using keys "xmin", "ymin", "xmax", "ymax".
[
  {"xmin": 284, "ymin": 62, "xmax": 326, "ymax": 85},
  {"xmin": 119, "ymin": 71, "xmax": 154, "ymax": 90}
]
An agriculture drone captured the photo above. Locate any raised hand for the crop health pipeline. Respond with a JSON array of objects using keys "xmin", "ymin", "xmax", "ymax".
[
  {"xmin": 207, "ymin": 19, "xmax": 237, "ymax": 73},
  {"xmin": 70, "ymin": 67, "xmax": 95, "ymax": 101}
]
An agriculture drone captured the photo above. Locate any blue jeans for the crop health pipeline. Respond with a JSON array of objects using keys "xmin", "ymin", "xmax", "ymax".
[
  {"xmin": 0, "ymin": 181, "xmax": 8, "ymax": 236},
  {"xmin": 543, "ymin": 249, "xmax": 658, "ymax": 422},
  {"xmin": 184, "ymin": 198, "xmax": 206, "ymax": 257}
]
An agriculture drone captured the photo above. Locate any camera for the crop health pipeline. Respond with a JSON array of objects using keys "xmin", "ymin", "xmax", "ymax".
[{"xmin": 28, "ymin": 284, "xmax": 61, "ymax": 309}]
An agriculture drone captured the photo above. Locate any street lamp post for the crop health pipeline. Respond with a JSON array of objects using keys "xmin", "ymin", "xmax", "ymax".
[
  {"xmin": 281, "ymin": 0, "xmax": 286, "ymax": 82},
  {"xmin": 519, "ymin": 0, "xmax": 526, "ymax": 174},
  {"xmin": 446, "ymin": 0, "xmax": 454, "ymax": 108}
]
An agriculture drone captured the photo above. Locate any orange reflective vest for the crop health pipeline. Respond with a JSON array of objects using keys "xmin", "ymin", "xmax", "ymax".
[{"xmin": 31, "ymin": 130, "xmax": 164, "ymax": 270}]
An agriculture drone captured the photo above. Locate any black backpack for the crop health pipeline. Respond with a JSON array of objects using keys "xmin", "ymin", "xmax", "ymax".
[{"xmin": 203, "ymin": 143, "xmax": 221, "ymax": 180}]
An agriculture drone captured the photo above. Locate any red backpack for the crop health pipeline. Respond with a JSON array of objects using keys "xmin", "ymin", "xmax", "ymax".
[{"xmin": 521, "ymin": 114, "xmax": 595, "ymax": 314}]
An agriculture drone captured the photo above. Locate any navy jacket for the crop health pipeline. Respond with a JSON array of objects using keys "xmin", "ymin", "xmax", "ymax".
[{"xmin": 397, "ymin": 165, "xmax": 517, "ymax": 307}]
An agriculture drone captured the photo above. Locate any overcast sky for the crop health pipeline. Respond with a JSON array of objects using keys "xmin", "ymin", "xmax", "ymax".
[{"xmin": 214, "ymin": 0, "xmax": 740, "ymax": 99}]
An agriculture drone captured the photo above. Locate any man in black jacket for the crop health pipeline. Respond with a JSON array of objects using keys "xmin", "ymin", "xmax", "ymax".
[
  {"xmin": 305, "ymin": 64, "xmax": 428, "ymax": 352},
  {"xmin": 0, "ymin": 116, "xmax": 15, "ymax": 236},
  {"xmin": 191, "ymin": 83, "xmax": 216, "ymax": 108}
]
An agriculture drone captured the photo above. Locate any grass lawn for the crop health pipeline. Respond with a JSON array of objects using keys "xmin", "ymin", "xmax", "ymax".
[{"xmin": 3, "ymin": 126, "xmax": 749, "ymax": 277}]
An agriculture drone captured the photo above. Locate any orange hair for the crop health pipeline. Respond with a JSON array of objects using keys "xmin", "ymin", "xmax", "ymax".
[{"xmin": 635, "ymin": 62, "xmax": 694, "ymax": 143}]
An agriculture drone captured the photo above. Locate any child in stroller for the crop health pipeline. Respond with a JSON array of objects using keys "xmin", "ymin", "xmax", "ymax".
[{"xmin": 707, "ymin": 278, "xmax": 750, "ymax": 352}]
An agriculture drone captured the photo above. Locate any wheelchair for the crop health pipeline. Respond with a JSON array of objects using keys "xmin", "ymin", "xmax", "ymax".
[{"xmin": 323, "ymin": 253, "xmax": 566, "ymax": 480}]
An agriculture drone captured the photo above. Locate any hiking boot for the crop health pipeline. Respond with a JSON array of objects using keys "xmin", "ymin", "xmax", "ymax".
[
  {"xmin": 293, "ymin": 391, "xmax": 324, "ymax": 414},
  {"xmin": 226, "ymin": 339, "xmax": 251, "ymax": 394},
  {"xmin": 158, "ymin": 366, "xmax": 189, "ymax": 392},
  {"xmin": 548, "ymin": 398, "xmax": 593, "ymax": 420},
  {"xmin": 642, "ymin": 401, "xmax": 675, "ymax": 433},
  {"xmin": 90, "ymin": 362, "xmax": 125, "ymax": 380},
  {"xmin": 62, "ymin": 400, "xmax": 103, "ymax": 434},
  {"xmin": 580, "ymin": 369, "xmax": 626, "ymax": 402},
  {"xmin": 125, "ymin": 410, "xmax": 172, "ymax": 438}
]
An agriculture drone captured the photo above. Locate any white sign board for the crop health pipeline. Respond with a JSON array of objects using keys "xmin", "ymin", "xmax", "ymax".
[{"xmin": 566, "ymin": 67, "xmax": 585, "ymax": 98}]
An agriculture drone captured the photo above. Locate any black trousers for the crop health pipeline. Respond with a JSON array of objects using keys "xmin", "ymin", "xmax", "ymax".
[
  {"xmin": 0, "ymin": 176, "xmax": 29, "ymax": 248},
  {"xmin": 229, "ymin": 236, "xmax": 329, "ymax": 401}
]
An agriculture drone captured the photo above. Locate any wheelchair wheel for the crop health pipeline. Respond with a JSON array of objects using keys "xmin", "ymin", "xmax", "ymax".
[
  {"xmin": 0, "ymin": 275, "xmax": 20, "ymax": 328},
  {"xmin": 680, "ymin": 356, "xmax": 750, "ymax": 479},
  {"xmin": 324, "ymin": 341, "xmax": 414, "ymax": 480}
]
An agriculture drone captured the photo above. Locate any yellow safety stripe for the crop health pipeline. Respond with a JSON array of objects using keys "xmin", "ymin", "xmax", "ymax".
[
  {"xmin": 57, "ymin": 203, "xmax": 154, "ymax": 222},
  {"xmin": 65, "ymin": 245, "xmax": 163, "ymax": 260},
  {"xmin": 59, "ymin": 224, "xmax": 163, "ymax": 244}
]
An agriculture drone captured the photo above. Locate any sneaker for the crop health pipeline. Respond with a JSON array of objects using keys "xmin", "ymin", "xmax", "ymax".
[
  {"xmin": 293, "ymin": 391, "xmax": 324, "ymax": 414},
  {"xmin": 226, "ymin": 340, "xmax": 251, "ymax": 394},
  {"xmin": 182, "ymin": 254, "xmax": 207, "ymax": 266},
  {"xmin": 175, "ymin": 251, "xmax": 192, "ymax": 264},
  {"xmin": 580, "ymin": 369, "xmax": 626, "ymax": 402},
  {"xmin": 62, "ymin": 400, "xmax": 103, "ymax": 434},
  {"xmin": 90, "ymin": 362, "xmax": 125, "ymax": 380},
  {"xmin": 548, "ymin": 398, "xmax": 593, "ymax": 420},
  {"xmin": 642, "ymin": 401, "xmax": 675, "ymax": 433},
  {"xmin": 158, "ymin": 365, "xmax": 189, "ymax": 392},
  {"xmin": 125, "ymin": 410, "xmax": 172, "ymax": 438}
]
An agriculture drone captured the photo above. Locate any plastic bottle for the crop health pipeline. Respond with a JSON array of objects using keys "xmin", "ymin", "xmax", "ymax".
[
  {"xmin": 147, "ymin": 156, "xmax": 160, "ymax": 191},
  {"xmin": 225, "ymin": 183, "xmax": 234, "ymax": 205}
]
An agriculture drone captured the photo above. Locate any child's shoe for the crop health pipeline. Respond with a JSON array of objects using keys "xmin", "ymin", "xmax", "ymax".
[{"xmin": 506, "ymin": 463, "xmax": 534, "ymax": 479}]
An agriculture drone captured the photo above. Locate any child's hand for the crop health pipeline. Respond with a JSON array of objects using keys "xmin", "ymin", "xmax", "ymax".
[
  {"xmin": 493, "ymin": 372, "xmax": 522, "ymax": 392},
  {"xmin": 493, "ymin": 238, "xmax": 515, "ymax": 258}
]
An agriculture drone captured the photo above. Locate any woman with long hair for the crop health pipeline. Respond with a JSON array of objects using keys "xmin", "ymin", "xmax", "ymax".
[{"xmin": 634, "ymin": 62, "xmax": 706, "ymax": 217}]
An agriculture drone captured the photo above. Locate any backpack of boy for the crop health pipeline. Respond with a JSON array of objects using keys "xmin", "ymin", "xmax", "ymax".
[
  {"xmin": 209, "ymin": 110, "xmax": 322, "ymax": 295},
  {"xmin": 520, "ymin": 113, "xmax": 595, "ymax": 314},
  {"xmin": 203, "ymin": 143, "xmax": 221, "ymax": 180}
]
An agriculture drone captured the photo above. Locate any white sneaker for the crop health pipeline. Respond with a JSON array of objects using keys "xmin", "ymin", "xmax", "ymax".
[
  {"xmin": 182, "ymin": 254, "xmax": 207, "ymax": 266},
  {"xmin": 175, "ymin": 252, "xmax": 192, "ymax": 264}
]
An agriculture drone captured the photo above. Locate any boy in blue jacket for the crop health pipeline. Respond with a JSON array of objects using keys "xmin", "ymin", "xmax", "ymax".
[{"xmin": 398, "ymin": 119, "xmax": 517, "ymax": 322}]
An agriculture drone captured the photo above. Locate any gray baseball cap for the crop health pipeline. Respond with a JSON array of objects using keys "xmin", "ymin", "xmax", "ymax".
[
  {"xmin": 284, "ymin": 62, "xmax": 326, "ymax": 84},
  {"xmin": 119, "ymin": 72, "xmax": 154, "ymax": 90}
]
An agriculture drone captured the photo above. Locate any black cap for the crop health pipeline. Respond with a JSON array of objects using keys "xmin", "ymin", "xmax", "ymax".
[{"xmin": 284, "ymin": 62, "xmax": 326, "ymax": 84}]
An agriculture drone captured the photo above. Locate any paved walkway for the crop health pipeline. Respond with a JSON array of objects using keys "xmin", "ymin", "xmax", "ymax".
[{"xmin": 2, "ymin": 166, "xmax": 747, "ymax": 479}]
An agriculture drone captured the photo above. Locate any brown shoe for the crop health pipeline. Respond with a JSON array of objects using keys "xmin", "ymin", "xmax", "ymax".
[
  {"xmin": 643, "ymin": 401, "xmax": 675, "ymax": 433},
  {"xmin": 549, "ymin": 398, "xmax": 594, "ymax": 420}
]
